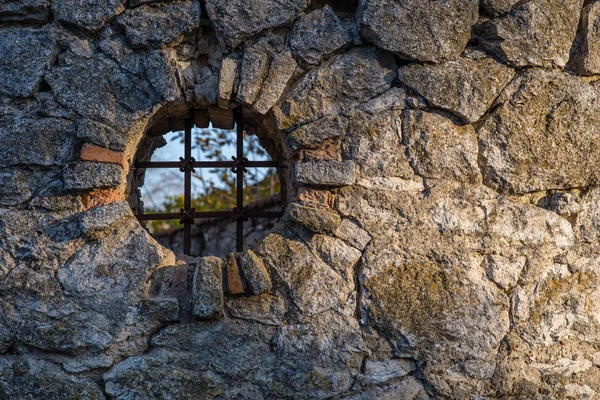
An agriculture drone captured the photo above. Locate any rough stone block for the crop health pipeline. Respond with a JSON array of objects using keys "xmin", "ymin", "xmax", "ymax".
[
  {"xmin": 285, "ymin": 115, "xmax": 347, "ymax": 151},
  {"xmin": 77, "ymin": 119, "xmax": 127, "ymax": 152},
  {"xmin": 227, "ymin": 294, "xmax": 284, "ymax": 326},
  {"xmin": 335, "ymin": 219, "xmax": 371, "ymax": 251},
  {"xmin": 360, "ymin": 0, "xmax": 478, "ymax": 63},
  {"xmin": 0, "ymin": 115, "xmax": 75, "ymax": 167},
  {"xmin": 225, "ymin": 253, "xmax": 245, "ymax": 295},
  {"xmin": 237, "ymin": 48, "xmax": 269, "ymax": 105},
  {"xmin": 204, "ymin": 0, "xmax": 308, "ymax": 49},
  {"xmin": 218, "ymin": 57, "xmax": 239, "ymax": 109},
  {"xmin": 192, "ymin": 256, "xmax": 224, "ymax": 319},
  {"xmin": 286, "ymin": 203, "xmax": 341, "ymax": 235},
  {"xmin": 0, "ymin": 0, "xmax": 50, "ymax": 23},
  {"xmin": 140, "ymin": 297, "xmax": 179, "ymax": 322},
  {"xmin": 477, "ymin": 0, "xmax": 584, "ymax": 68},
  {"xmin": 252, "ymin": 50, "xmax": 297, "ymax": 115},
  {"xmin": 116, "ymin": 1, "xmax": 201, "ymax": 48},
  {"xmin": 63, "ymin": 162, "xmax": 125, "ymax": 191},
  {"xmin": 53, "ymin": 0, "xmax": 126, "ymax": 31},
  {"xmin": 79, "ymin": 201, "xmax": 132, "ymax": 235},
  {"xmin": 194, "ymin": 66, "xmax": 219, "ymax": 106},
  {"xmin": 0, "ymin": 28, "xmax": 56, "ymax": 98},
  {"xmin": 397, "ymin": 57, "xmax": 515, "ymax": 124},
  {"xmin": 294, "ymin": 161, "xmax": 356, "ymax": 187},
  {"xmin": 484, "ymin": 254, "xmax": 525, "ymax": 290},
  {"xmin": 573, "ymin": 2, "xmax": 600, "ymax": 75},
  {"xmin": 289, "ymin": 5, "xmax": 352, "ymax": 67},
  {"xmin": 238, "ymin": 250, "xmax": 271, "ymax": 295},
  {"xmin": 403, "ymin": 110, "xmax": 480, "ymax": 184},
  {"xmin": 364, "ymin": 359, "xmax": 416, "ymax": 384}
]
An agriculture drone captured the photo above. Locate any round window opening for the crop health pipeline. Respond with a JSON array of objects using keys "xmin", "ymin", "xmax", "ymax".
[{"xmin": 128, "ymin": 107, "xmax": 285, "ymax": 257}]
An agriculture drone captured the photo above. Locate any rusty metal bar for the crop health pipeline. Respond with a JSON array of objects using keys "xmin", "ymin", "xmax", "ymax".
[
  {"xmin": 234, "ymin": 108, "xmax": 245, "ymax": 253},
  {"xmin": 183, "ymin": 112, "xmax": 193, "ymax": 255}
]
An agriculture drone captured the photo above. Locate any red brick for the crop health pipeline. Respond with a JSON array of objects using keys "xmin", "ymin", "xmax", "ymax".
[{"xmin": 81, "ymin": 144, "xmax": 127, "ymax": 168}]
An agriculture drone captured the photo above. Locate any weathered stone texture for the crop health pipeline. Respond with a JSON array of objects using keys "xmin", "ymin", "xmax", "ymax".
[
  {"xmin": 192, "ymin": 256, "xmax": 223, "ymax": 319},
  {"xmin": 289, "ymin": 5, "xmax": 353, "ymax": 67},
  {"xmin": 53, "ymin": 0, "xmax": 125, "ymax": 31},
  {"xmin": 573, "ymin": 2, "xmax": 600, "ymax": 75},
  {"xmin": 360, "ymin": 0, "xmax": 478, "ymax": 63},
  {"xmin": 116, "ymin": 1, "xmax": 201, "ymax": 48},
  {"xmin": 0, "ymin": 0, "xmax": 50, "ymax": 22},
  {"xmin": 295, "ymin": 160, "xmax": 356, "ymax": 187},
  {"xmin": 0, "ymin": 28, "xmax": 55, "ymax": 98},
  {"xmin": 204, "ymin": 0, "xmax": 308, "ymax": 49},
  {"xmin": 403, "ymin": 110, "xmax": 481, "ymax": 184},
  {"xmin": 477, "ymin": 0, "xmax": 585, "ymax": 68},
  {"xmin": 479, "ymin": 69, "xmax": 600, "ymax": 194},
  {"xmin": 273, "ymin": 47, "xmax": 396, "ymax": 130},
  {"xmin": 398, "ymin": 57, "xmax": 515, "ymax": 123}
]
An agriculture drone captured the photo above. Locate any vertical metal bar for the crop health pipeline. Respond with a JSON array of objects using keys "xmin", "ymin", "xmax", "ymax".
[
  {"xmin": 236, "ymin": 108, "xmax": 244, "ymax": 253},
  {"xmin": 184, "ymin": 113, "xmax": 193, "ymax": 255}
]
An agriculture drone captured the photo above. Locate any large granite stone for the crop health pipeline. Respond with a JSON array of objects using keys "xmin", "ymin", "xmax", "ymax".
[
  {"xmin": 398, "ymin": 57, "xmax": 515, "ymax": 123},
  {"xmin": 479, "ymin": 69, "xmax": 600, "ymax": 194},
  {"xmin": 273, "ymin": 47, "xmax": 395, "ymax": 130},
  {"xmin": 116, "ymin": 1, "xmax": 201, "ymax": 48},
  {"xmin": 191, "ymin": 256, "xmax": 224, "ymax": 319},
  {"xmin": 289, "ymin": 5, "xmax": 353, "ymax": 67},
  {"xmin": 0, "ymin": 0, "xmax": 50, "ymax": 22},
  {"xmin": 0, "ymin": 28, "xmax": 55, "ymax": 98},
  {"xmin": 204, "ymin": 0, "xmax": 308, "ymax": 49},
  {"xmin": 360, "ymin": 0, "xmax": 478, "ymax": 63},
  {"xmin": 477, "ymin": 0, "xmax": 584, "ymax": 68},
  {"xmin": 53, "ymin": 0, "xmax": 125, "ymax": 31}
]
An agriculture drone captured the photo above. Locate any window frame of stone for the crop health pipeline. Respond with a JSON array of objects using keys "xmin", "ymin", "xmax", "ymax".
[{"xmin": 134, "ymin": 107, "xmax": 283, "ymax": 255}]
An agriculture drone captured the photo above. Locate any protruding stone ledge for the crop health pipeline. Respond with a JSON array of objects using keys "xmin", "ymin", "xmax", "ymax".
[
  {"xmin": 238, "ymin": 250, "xmax": 272, "ymax": 295},
  {"xmin": 286, "ymin": 202, "xmax": 341, "ymax": 235},
  {"xmin": 294, "ymin": 161, "xmax": 356, "ymax": 187}
]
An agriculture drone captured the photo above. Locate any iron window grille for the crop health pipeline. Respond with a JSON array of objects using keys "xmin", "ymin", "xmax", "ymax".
[{"xmin": 134, "ymin": 108, "xmax": 284, "ymax": 255}]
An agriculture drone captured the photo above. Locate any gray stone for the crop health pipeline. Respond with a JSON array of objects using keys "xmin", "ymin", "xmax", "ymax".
[
  {"xmin": 79, "ymin": 201, "xmax": 132, "ymax": 235},
  {"xmin": 484, "ymin": 254, "xmax": 524, "ymax": 290},
  {"xmin": 63, "ymin": 162, "xmax": 125, "ymax": 191},
  {"xmin": 398, "ymin": 57, "xmax": 515, "ymax": 123},
  {"xmin": 335, "ymin": 219, "xmax": 371, "ymax": 250},
  {"xmin": 46, "ymin": 54, "xmax": 158, "ymax": 129},
  {"xmin": 347, "ymin": 376, "xmax": 428, "ymax": 400},
  {"xmin": 479, "ymin": 69, "xmax": 600, "ymax": 194},
  {"xmin": 0, "ymin": 356, "xmax": 105, "ymax": 399},
  {"xmin": 77, "ymin": 119, "xmax": 128, "ymax": 152},
  {"xmin": 227, "ymin": 294, "xmax": 285, "ymax": 325},
  {"xmin": 237, "ymin": 48, "xmax": 270, "ymax": 105},
  {"xmin": 273, "ymin": 47, "xmax": 396, "ymax": 130},
  {"xmin": 62, "ymin": 353, "xmax": 114, "ymax": 373},
  {"xmin": 193, "ymin": 66, "xmax": 219, "ymax": 106},
  {"xmin": 285, "ymin": 115, "xmax": 347, "ymax": 152},
  {"xmin": 360, "ymin": 0, "xmax": 478, "ymax": 63},
  {"xmin": 0, "ymin": 28, "xmax": 56, "ymax": 98},
  {"xmin": 146, "ymin": 49, "xmax": 180, "ymax": 103},
  {"xmin": 53, "ymin": 0, "xmax": 125, "ymax": 31},
  {"xmin": 218, "ymin": 57, "xmax": 239, "ymax": 109},
  {"xmin": 286, "ymin": 203, "xmax": 341, "ymax": 235},
  {"xmin": 252, "ymin": 50, "xmax": 297, "ymax": 115},
  {"xmin": 238, "ymin": 250, "xmax": 271, "ymax": 295},
  {"xmin": 403, "ymin": 110, "xmax": 481, "ymax": 184},
  {"xmin": 295, "ymin": 161, "xmax": 356, "ymax": 187},
  {"xmin": 573, "ymin": 2, "xmax": 600, "ymax": 75},
  {"xmin": 289, "ymin": 5, "xmax": 353, "ymax": 67},
  {"xmin": 140, "ymin": 297, "xmax": 180, "ymax": 322},
  {"xmin": 477, "ymin": 0, "xmax": 584, "ymax": 68},
  {"xmin": 0, "ymin": 115, "xmax": 75, "ymax": 167},
  {"xmin": 117, "ymin": 2, "xmax": 201, "ymax": 48},
  {"xmin": 364, "ymin": 359, "xmax": 416, "ymax": 384},
  {"xmin": 0, "ymin": 169, "xmax": 55, "ymax": 207},
  {"xmin": 204, "ymin": 0, "xmax": 308, "ymax": 49},
  {"xmin": 480, "ymin": 0, "xmax": 521, "ymax": 16},
  {"xmin": 344, "ymin": 108, "xmax": 414, "ymax": 179},
  {"xmin": 192, "ymin": 256, "xmax": 224, "ymax": 319},
  {"xmin": 0, "ymin": 0, "xmax": 50, "ymax": 22}
]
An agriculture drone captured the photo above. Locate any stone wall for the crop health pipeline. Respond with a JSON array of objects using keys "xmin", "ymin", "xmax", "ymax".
[{"xmin": 1, "ymin": 0, "xmax": 600, "ymax": 398}]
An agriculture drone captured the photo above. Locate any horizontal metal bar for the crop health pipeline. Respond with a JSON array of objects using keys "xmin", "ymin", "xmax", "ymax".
[
  {"xmin": 136, "ymin": 210, "xmax": 284, "ymax": 221},
  {"xmin": 135, "ymin": 160, "xmax": 281, "ymax": 169}
]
